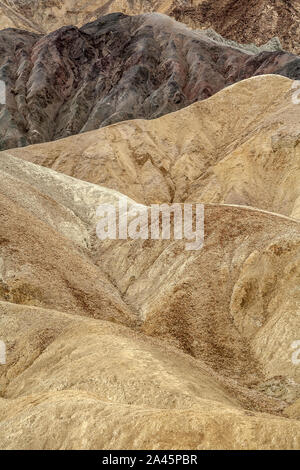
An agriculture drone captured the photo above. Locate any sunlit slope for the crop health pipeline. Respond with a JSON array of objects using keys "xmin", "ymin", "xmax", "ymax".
[
  {"xmin": 6, "ymin": 75, "xmax": 300, "ymax": 218},
  {"xmin": 0, "ymin": 141, "xmax": 300, "ymax": 448}
]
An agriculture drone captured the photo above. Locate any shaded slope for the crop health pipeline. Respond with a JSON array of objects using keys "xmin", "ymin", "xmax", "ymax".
[
  {"xmin": 0, "ymin": 154, "xmax": 137, "ymax": 326},
  {"xmin": 0, "ymin": 2, "xmax": 299, "ymax": 56},
  {"xmin": 0, "ymin": 13, "xmax": 299, "ymax": 151}
]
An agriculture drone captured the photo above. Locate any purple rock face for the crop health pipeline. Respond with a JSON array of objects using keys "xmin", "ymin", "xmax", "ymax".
[{"xmin": 0, "ymin": 12, "xmax": 299, "ymax": 151}]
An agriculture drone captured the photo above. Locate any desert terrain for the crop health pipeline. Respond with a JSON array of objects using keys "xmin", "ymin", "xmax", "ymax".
[{"xmin": 0, "ymin": 1, "xmax": 299, "ymax": 450}]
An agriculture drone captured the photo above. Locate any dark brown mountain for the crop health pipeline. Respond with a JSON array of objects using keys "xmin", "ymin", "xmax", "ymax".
[
  {"xmin": 0, "ymin": 12, "xmax": 299, "ymax": 150},
  {"xmin": 171, "ymin": 0, "xmax": 300, "ymax": 55},
  {"xmin": 0, "ymin": 2, "xmax": 299, "ymax": 56}
]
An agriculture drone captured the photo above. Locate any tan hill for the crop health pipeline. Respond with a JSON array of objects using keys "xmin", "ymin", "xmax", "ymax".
[
  {"xmin": 1, "ymin": 12, "xmax": 298, "ymax": 152},
  {"xmin": 0, "ymin": 0, "xmax": 174, "ymax": 33},
  {"xmin": 0, "ymin": 75, "xmax": 300, "ymax": 449},
  {"xmin": 6, "ymin": 75, "xmax": 300, "ymax": 219},
  {"xmin": 0, "ymin": 299, "xmax": 299, "ymax": 450},
  {"xmin": 0, "ymin": 156, "xmax": 299, "ymax": 449}
]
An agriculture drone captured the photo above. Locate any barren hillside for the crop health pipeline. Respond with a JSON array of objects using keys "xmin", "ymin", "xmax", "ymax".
[
  {"xmin": 0, "ymin": 76, "xmax": 300, "ymax": 449},
  {"xmin": 0, "ymin": 1, "xmax": 299, "ymax": 54},
  {"xmin": 0, "ymin": 13, "xmax": 299, "ymax": 151},
  {"xmin": 6, "ymin": 75, "xmax": 300, "ymax": 218},
  {"xmin": 171, "ymin": 0, "xmax": 300, "ymax": 55}
]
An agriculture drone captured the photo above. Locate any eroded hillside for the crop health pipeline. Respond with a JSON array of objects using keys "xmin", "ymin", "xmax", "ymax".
[
  {"xmin": 171, "ymin": 0, "xmax": 300, "ymax": 55},
  {"xmin": 0, "ymin": 1, "xmax": 299, "ymax": 54},
  {"xmin": 0, "ymin": 13, "xmax": 299, "ymax": 151},
  {"xmin": 0, "ymin": 76, "xmax": 300, "ymax": 449},
  {"xmin": 6, "ymin": 75, "xmax": 300, "ymax": 218}
]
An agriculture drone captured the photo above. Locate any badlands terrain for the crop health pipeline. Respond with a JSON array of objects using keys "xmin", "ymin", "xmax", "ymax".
[
  {"xmin": 0, "ymin": 1, "xmax": 299, "ymax": 55},
  {"xmin": 0, "ymin": 2, "xmax": 300, "ymax": 451},
  {"xmin": 1, "ymin": 12, "xmax": 300, "ymax": 150}
]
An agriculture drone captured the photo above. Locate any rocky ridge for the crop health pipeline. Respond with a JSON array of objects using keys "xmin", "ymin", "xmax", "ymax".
[
  {"xmin": 0, "ymin": 12, "xmax": 300, "ymax": 151},
  {"xmin": 0, "ymin": 1, "xmax": 299, "ymax": 54}
]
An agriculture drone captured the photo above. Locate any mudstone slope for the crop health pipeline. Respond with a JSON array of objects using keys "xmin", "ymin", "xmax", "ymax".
[
  {"xmin": 0, "ymin": 0, "xmax": 300, "ymax": 452},
  {"xmin": 0, "ymin": 76, "xmax": 300, "ymax": 449}
]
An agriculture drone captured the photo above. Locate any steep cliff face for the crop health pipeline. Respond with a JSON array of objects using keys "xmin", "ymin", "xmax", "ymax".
[{"xmin": 0, "ymin": 12, "xmax": 299, "ymax": 151}]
